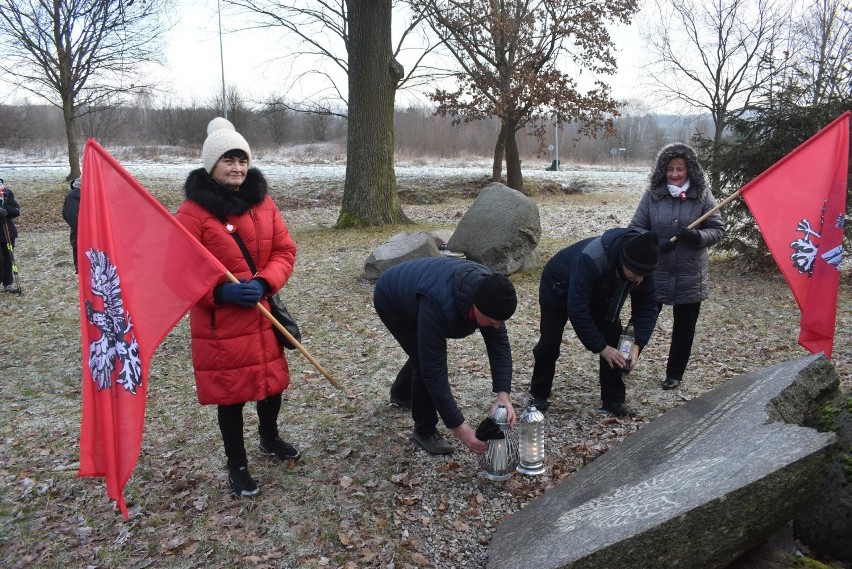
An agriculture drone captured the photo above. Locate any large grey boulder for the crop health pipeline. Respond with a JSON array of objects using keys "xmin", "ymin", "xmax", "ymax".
[
  {"xmin": 362, "ymin": 231, "xmax": 440, "ymax": 280},
  {"xmin": 488, "ymin": 354, "xmax": 840, "ymax": 569},
  {"xmin": 447, "ymin": 182, "xmax": 540, "ymax": 274},
  {"xmin": 794, "ymin": 389, "xmax": 852, "ymax": 562}
]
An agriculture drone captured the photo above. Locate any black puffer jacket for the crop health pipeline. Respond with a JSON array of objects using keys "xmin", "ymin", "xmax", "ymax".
[
  {"xmin": 629, "ymin": 143, "xmax": 725, "ymax": 305},
  {"xmin": 0, "ymin": 186, "xmax": 20, "ymax": 243},
  {"xmin": 373, "ymin": 257, "xmax": 513, "ymax": 429},
  {"xmin": 540, "ymin": 228, "xmax": 659, "ymax": 353}
]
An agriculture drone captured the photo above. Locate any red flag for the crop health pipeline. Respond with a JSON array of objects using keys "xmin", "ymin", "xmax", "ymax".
[
  {"xmin": 77, "ymin": 139, "xmax": 227, "ymax": 518},
  {"xmin": 742, "ymin": 111, "xmax": 849, "ymax": 358}
]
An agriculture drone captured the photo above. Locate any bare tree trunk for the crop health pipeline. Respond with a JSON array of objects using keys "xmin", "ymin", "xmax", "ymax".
[
  {"xmin": 63, "ymin": 97, "xmax": 81, "ymax": 180},
  {"xmin": 504, "ymin": 121, "xmax": 524, "ymax": 191},
  {"xmin": 709, "ymin": 114, "xmax": 726, "ymax": 195},
  {"xmin": 492, "ymin": 123, "xmax": 506, "ymax": 182},
  {"xmin": 336, "ymin": 0, "xmax": 409, "ymax": 227}
]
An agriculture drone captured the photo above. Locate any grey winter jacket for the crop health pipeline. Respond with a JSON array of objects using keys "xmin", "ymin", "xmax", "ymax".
[{"xmin": 628, "ymin": 144, "xmax": 725, "ymax": 305}]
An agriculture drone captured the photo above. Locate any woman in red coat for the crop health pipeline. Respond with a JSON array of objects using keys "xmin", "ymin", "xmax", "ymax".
[{"xmin": 176, "ymin": 117, "xmax": 299, "ymax": 498}]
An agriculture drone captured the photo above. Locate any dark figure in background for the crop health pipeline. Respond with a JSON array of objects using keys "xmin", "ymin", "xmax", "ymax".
[
  {"xmin": 62, "ymin": 177, "xmax": 82, "ymax": 273},
  {"xmin": 373, "ymin": 257, "xmax": 518, "ymax": 456},
  {"xmin": 628, "ymin": 143, "xmax": 725, "ymax": 391},
  {"xmin": 0, "ymin": 178, "xmax": 21, "ymax": 292},
  {"xmin": 176, "ymin": 118, "xmax": 300, "ymax": 498},
  {"xmin": 528, "ymin": 229, "xmax": 660, "ymax": 417}
]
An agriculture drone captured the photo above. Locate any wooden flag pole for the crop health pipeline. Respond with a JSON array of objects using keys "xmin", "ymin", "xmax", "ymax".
[
  {"xmin": 687, "ymin": 189, "xmax": 744, "ymax": 229},
  {"xmin": 668, "ymin": 188, "xmax": 744, "ymax": 241},
  {"xmin": 254, "ymin": 302, "xmax": 340, "ymax": 389},
  {"xmin": 225, "ymin": 272, "xmax": 340, "ymax": 389}
]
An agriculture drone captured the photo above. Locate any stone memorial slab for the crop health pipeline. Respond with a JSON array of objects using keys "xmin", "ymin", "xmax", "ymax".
[
  {"xmin": 488, "ymin": 354, "xmax": 839, "ymax": 569},
  {"xmin": 794, "ymin": 389, "xmax": 852, "ymax": 562}
]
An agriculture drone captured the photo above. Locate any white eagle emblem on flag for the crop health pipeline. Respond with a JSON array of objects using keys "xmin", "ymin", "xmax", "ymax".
[
  {"xmin": 789, "ymin": 201, "xmax": 844, "ymax": 277},
  {"xmin": 84, "ymin": 249, "xmax": 142, "ymax": 394}
]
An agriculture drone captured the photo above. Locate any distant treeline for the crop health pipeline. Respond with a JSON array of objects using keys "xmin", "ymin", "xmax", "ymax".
[{"xmin": 0, "ymin": 102, "xmax": 703, "ymax": 164}]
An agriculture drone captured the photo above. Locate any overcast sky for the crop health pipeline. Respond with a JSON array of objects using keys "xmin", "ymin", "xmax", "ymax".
[
  {"xmin": 152, "ymin": 0, "xmax": 656, "ymax": 109},
  {"xmin": 1, "ymin": 0, "xmax": 656, "ymax": 110}
]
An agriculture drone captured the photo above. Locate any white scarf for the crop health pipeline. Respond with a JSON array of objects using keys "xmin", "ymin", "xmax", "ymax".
[{"xmin": 667, "ymin": 179, "xmax": 690, "ymax": 198}]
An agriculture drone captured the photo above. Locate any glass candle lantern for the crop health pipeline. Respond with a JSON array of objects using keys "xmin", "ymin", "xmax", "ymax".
[
  {"xmin": 516, "ymin": 404, "xmax": 546, "ymax": 475},
  {"xmin": 618, "ymin": 320, "xmax": 635, "ymax": 373},
  {"xmin": 481, "ymin": 404, "xmax": 519, "ymax": 481}
]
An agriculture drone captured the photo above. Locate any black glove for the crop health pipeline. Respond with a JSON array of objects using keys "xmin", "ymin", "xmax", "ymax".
[
  {"xmin": 475, "ymin": 417, "xmax": 504, "ymax": 441},
  {"xmin": 676, "ymin": 224, "xmax": 701, "ymax": 246},
  {"xmin": 659, "ymin": 235, "xmax": 676, "ymax": 253},
  {"xmin": 0, "ymin": 207, "xmax": 6, "ymax": 218}
]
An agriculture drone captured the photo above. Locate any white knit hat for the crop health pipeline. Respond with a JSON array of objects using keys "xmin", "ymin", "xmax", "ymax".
[{"xmin": 201, "ymin": 117, "xmax": 252, "ymax": 173}]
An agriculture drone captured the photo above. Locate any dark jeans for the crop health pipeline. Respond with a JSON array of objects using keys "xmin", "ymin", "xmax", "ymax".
[
  {"xmin": 390, "ymin": 356, "xmax": 442, "ymax": 438},
  {"xmin": 0, "ymin": 238, "xmax": 14, "ymax": 286},
  {"xmin": 661, "ymin": 302, "xmax": 701, "ymax": 381},
  {"xmin": 376, "ymin": 302, "xmax": 441, "ymax": 438},
  {"xmin": 217, "ymin": 393, "xmax": 282, "ymax": 469},
  {"xmin": 530, "ymin": 293, "xmax": 626, "ymax": 404}
]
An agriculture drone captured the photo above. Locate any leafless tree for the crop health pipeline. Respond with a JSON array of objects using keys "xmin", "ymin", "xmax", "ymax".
[
  {"xmin": 261, "ymin": 97, "xmax": 293, "ymax": 146},
  {"xmin": 642, "ymin": 0, "xmax": 791, "ymax": 192},
  {"xmin": 224, "ymin": 86, "xmax": 253, "ymax": 133},
  {"xmin": 0, "ymin": 0, "xmax": 169, "ymax": 179},
  {"xmin": 793, "ymin": 0, "xmax": 851, "ymax": 106},
  {"xmin": 338, "ymin": 0, "xmax": 408, "ymax": 225},
  {"xmin": 413, "ymin": 0, "xmax": 637, "ymax": 192},
  {"xmin": 78, "ymin": 101, "xmax": 127, "ymax": 143},
  {"xmin": 612, "ymin": 100, "xmax": 667, "ymax": 160},
  {"xmin": 149, "ymin": 100, "xmax": 210, "ymax": 147},
  {"xmin": 225, "ymin": 0, "xmax": 410, "ymax": 226},
  {"xmin": 224, "ymin": 0, "xmax": 443, "ymax": 112}
]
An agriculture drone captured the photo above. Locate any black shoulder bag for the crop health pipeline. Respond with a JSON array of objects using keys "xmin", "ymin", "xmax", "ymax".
[{"xmin": 224, "ymin": 225, "xmax": 301, "ymax": 350}]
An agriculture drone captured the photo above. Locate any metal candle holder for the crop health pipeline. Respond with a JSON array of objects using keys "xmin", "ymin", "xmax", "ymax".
[
  {"xmin": 481, "ymin": 404, "xmax": 519, "ymax": 481},
  {"xmin": 517, "ymin": 404, "xmax": 546, "ymax": 475}
]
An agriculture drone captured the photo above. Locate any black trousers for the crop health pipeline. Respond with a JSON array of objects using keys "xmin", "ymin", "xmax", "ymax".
[
  {"xmin": 376, "ymin": 303, "xmax": 442, "ymax": 438},
  {"xmin": 0, "ymin": 237, "xmax": 14, "ymax": 286},
  {"xmin": 530, "ymin": 293, "xmax": 626, "ymax": 404},
  {"xmin": 661, "ymin": 302, "xmax": 701, "ymax": 381},
  {"xmin": 217, "ymin": 393, "xmax": 282, "ymax": 469}
]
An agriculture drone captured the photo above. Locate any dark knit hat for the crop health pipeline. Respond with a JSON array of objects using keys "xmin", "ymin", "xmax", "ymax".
[
  {"xmin": 621, "ymin": 232, "xmax": 660, "ymax": 276},
  {"xmin": 473, "ymin": 274, "xmax": 517, "ymax": 321}
]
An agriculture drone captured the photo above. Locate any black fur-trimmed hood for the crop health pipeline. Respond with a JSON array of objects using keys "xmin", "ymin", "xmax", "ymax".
[
  {"xmin": 647, "ymin": 143, "xmax": 708, "ymax": 201},
  {"xmin": 183, "ymin": 167, "xmax": 268, "ymax": 219}
]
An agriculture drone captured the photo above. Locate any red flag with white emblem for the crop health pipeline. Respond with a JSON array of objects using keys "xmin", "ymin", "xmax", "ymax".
[
  {"xmin": 77, "ymin": 139, "xmax": 227, "ymax": 518},
  {"xmin": 741, "ymin": 111, "xmax": 849, "ymax": 358}
]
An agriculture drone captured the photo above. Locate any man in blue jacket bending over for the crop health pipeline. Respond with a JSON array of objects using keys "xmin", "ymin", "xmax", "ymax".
[
  {"xmin": 374, "ymin": 257, "xmax": 518, "ymax": 456},
  {"xmin": 528, "ymin": 228, "xmax": 660, "ymax": 418}
]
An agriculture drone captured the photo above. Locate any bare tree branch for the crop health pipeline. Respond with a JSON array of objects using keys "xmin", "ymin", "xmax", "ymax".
[
  {"xmin": 0, "ymin": 0, "xmax": 170, "ymax": 178},
  {"xmin": 413, "ymin": 0, "xmax": 637, "ymax": 191},
  {"xmin": 641, "ymin": 0, "xmax": 791, "ymax": 192}
]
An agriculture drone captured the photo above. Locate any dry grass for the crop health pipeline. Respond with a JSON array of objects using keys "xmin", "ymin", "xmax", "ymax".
[{"xmin": 0, "ymin": 164, "xmax": 849, "ymax": 568}]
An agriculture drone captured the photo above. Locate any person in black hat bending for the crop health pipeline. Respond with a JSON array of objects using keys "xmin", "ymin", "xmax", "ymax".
[
  {"xmin": 528, "ymin": 229, "xmax": 660, "ymax": 417},
  {"xmin": 373, "ymin": 257, "xmax": 518, "ymax": 456}
]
